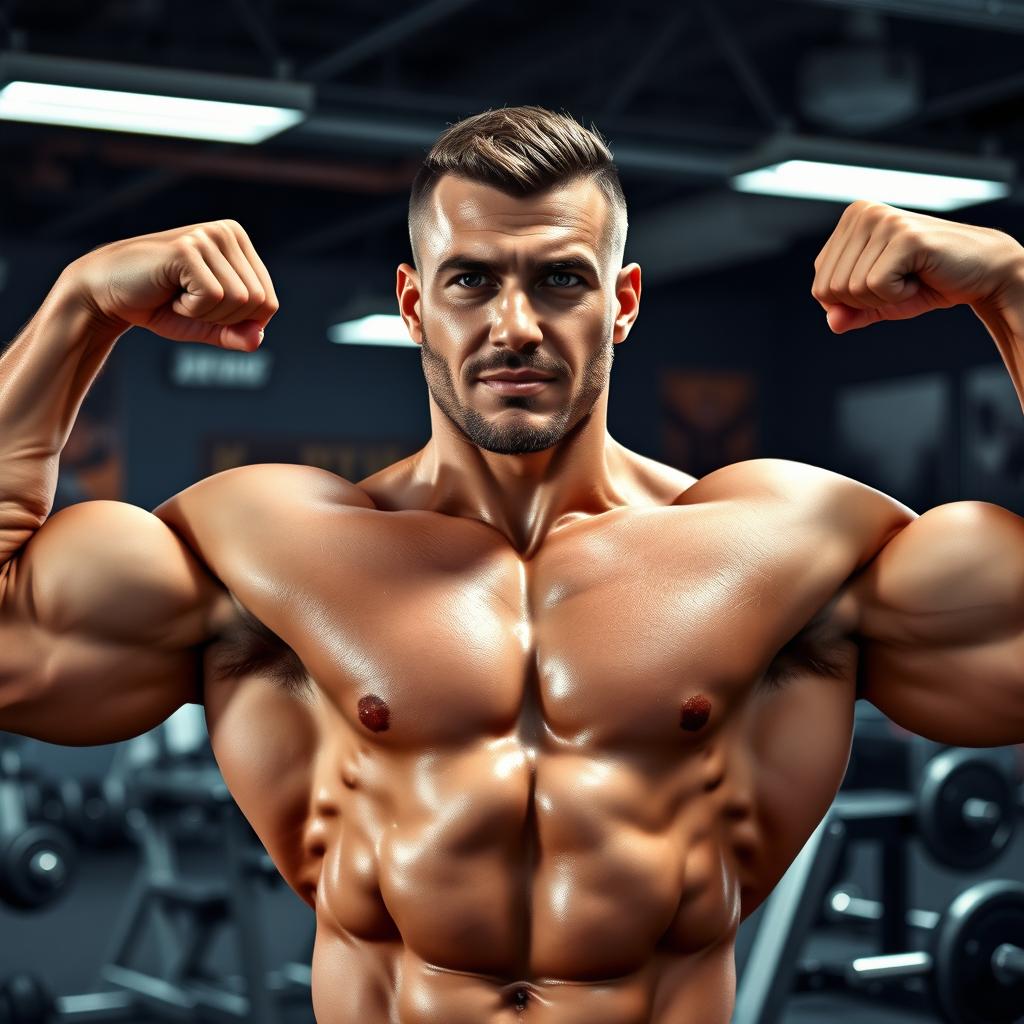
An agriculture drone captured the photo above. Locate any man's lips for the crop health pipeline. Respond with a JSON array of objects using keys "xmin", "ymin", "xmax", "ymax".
[
  {"xmin": 480, "ymin": 378, "xmax": 554, "ymax": 395},
  {"xmin": 477, "ymin": 370, "xmax": 557, "ymax": 396}
]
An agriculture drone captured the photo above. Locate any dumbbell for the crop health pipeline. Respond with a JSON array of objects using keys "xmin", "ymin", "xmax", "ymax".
[
  {"xmin": 826, "ymin": 878, "xmax": 1024, "ymax": 1024},
  {"xmin": 0, "ymin": 750, "xmax": 76, "ymax": 911},
  {"xmin": 0, "ymin": 973, "xmax": 135, "ymax": 1023},
  {"xmin": 917, "ymin": 748, "xmax": 1019, "ymax": 870}
]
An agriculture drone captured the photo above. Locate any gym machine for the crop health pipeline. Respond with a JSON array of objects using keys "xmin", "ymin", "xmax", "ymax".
[{"xmin": 733, "ymin": 746, "xmax": 1024, "ymax": 1024}]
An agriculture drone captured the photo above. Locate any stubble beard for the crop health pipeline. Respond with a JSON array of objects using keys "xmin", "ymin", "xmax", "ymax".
[{"xmin": 419, "ymin": 326, "xmax": 614, "ymax": 455}]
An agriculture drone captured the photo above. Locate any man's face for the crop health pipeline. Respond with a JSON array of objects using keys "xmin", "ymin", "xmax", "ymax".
[{"xmin": 398, "ymin": 175, "xmax": 639, "ymax": 455}]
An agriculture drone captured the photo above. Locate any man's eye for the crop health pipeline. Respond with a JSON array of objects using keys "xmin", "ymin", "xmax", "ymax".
[
  {"xmin": 546, "ymin": 272, "xmax": 582, "ymax": 287},
  {"xmin": 456, "ymin": 273, "xmax": 489, "ymax": 288}
]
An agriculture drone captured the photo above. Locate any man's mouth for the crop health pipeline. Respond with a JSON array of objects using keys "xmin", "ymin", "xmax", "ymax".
[
  {"xmin": 477, "ymin": 370, "xmax": 557, "ymax": 396},
  {"xmin": 480, "ymin": 379, "xmax": 552, "ymax": 395}
]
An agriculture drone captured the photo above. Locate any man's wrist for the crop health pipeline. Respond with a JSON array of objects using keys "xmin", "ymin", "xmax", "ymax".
[{"xmin": 46, "ymin": 263, "xmax": 130, "ymax": 348}]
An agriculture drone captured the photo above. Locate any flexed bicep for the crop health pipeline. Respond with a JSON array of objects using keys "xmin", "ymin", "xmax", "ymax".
[
  {"xmin": 0, "ymin": 499, "xmax": 227, "ymax": 745},
  {"xmin": 852, "ymin": 500, "xmax": 1024, "ymax": 747}
]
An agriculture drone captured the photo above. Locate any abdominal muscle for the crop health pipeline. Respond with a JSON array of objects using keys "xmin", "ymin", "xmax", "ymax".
[
  {"xmin": 297, "ymin": 727, "xmax": 745, "ymax": 1024},
  {"xmin": 203, "ymin": 668, "xmax": 746, "ymax": 1024}
]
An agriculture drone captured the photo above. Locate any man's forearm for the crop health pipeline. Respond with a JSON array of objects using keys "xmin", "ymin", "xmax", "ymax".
[
  {"xmin": 973, "ymin": 262, "xmax": 1024, "ymax": 417},
  {"xmin": 0, "ymin": 272, "xmax": 126, "ymax": 563}
]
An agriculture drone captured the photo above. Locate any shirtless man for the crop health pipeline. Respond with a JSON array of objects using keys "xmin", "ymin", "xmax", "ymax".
[{"xmin": 2, "ymin": 106, "xmax": 1024, "ymax": 1024}]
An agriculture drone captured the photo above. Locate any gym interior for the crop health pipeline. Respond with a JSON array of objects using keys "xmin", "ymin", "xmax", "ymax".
[{"xmin": 0, "ymin": 2, "xmax": 1023, "ymax": 1023}]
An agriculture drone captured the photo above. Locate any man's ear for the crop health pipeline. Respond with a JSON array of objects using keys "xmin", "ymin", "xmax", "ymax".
[
  {"xmin": 396, "ymin": 263, "xmax": 423, "ymax": 345},
  {"xmin": 613, "ymin": 263, "xmax": 642, "ymax": 344}
]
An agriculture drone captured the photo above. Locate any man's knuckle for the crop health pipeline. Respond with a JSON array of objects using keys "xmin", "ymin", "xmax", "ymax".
[
  {"xmin": 865, "ymin": 270, "xmax": 886, "ymax": 293},
  {"xmin": 174, "ymin": 235, "xmax": 199, "ymax": 258}
]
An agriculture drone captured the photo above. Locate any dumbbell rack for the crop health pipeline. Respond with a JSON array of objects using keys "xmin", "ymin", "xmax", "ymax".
[
  {"xmin": 732, "ymin": 758, "xmax": 1024, "ymax": 1024},
  {"xmin": 92, "ymin": 762, "xmax": 312, "ymax": 1024}
]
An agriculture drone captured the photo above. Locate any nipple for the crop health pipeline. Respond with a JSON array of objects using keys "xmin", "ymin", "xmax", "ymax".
[
  {"xmin": 358, "ymin": 694, "xmax": 390, "ymax": 732},
  {"xmin": 680, "ymin": 694, "xmax": 712, "ymax": 732}
]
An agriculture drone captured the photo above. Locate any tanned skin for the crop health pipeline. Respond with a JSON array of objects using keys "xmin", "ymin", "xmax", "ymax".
[{"xmin": 2, "ymin": 179, "xmax": 1024, "ymax": 1024}]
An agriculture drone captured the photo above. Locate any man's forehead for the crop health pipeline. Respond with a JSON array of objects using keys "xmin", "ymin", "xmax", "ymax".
[{"xmin": 421, "ymin": 175, "xmax": 610, "ymax": 266}]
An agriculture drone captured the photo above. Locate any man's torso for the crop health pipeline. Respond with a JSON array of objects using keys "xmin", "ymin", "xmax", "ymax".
[{"xmin": 191, "ymin": 455, "xmax": 908, "ymax": 1024}]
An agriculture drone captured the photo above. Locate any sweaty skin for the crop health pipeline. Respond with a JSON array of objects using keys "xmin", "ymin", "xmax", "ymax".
[
  {"xmin": 4, "ymin": 182, "xmax": 1024, "ymax": 1024},
  {"xmin": 174, "ymin": 454, "xmax": 897, "ymax": 1024},
  {"xmin": 153, "ymin": 181, "xmax": 918, "ymax": 1021}
]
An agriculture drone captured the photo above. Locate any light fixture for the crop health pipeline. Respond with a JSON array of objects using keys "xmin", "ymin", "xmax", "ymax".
[
  {"xmin": 0, "ymin": 53, "xmax": 312, "ymax": 144},
  {"xmin": 327, "ymin": 314, "xmax": 416, "ymax": 348},
  {"xmin": 730, "ymin": 134, "xmax": 1014, "ymax": 211}
]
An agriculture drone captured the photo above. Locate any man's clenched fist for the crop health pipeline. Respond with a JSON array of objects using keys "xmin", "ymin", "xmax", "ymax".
[
  {"xmin": 811, "ymin": 200, "xmax": 1024, "ymax": 334},
  {"xmin": 58, "ymin": 220, "xmax": 278, "ymax": 351}
]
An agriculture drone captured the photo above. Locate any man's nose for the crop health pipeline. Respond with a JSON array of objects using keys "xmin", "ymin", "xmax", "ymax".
[{"xmin": 489, "ymin": 287, "xmax": 543, "ymax": 350}]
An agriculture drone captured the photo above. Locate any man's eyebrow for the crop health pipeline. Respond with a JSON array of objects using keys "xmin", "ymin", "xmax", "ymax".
[
  {"xmin": 434, "ymin": 254, "xmax": 601, "ymax": 278},
  {"xmin": 435, "ymin": 255, "xmax": 493, "ymax": 276}
]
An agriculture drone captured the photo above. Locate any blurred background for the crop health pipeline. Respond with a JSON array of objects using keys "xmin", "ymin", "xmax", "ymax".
[{"xmin": 0, "ymin": 1, "xmax": 1023, "ymax": 1022}]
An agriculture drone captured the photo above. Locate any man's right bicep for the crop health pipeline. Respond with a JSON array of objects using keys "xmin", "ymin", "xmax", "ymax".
[{"xmin": 0, "ymin": 500, "xmax": 224, "ymax": 745}]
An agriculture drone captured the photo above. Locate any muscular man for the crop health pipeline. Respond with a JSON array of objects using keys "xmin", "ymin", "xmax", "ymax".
[{"xmin": 2, "ymin": 106, "xmax": 1024, "ymax": 1023}]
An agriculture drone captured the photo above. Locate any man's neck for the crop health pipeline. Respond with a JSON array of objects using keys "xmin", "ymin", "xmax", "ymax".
[{"xmin": 406, "ymin": 394, "xmax": 636, "ymax": 556}]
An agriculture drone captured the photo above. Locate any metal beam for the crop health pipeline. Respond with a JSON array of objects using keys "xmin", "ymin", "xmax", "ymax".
[
  {"xmin": 699, "ymin": 0, "xmax": 787, "ymax": 130},
  {"xmin": 893, "ymin": 67, "xmax": 1024, "ymax": 127},
  {"xmin": 602, "ymin": 10, "xmax": 692, "ymax": 116},
  {"xmin": 303, "ymin": 0, "xmax": 479, "ymax": 82},
  {"xmin": 228, "ymin": 0, "xmax": 284, "ymax": 67},
  {"xmin": 793, "ymin": 0, "xmax": 1024, "ymax": 33}
]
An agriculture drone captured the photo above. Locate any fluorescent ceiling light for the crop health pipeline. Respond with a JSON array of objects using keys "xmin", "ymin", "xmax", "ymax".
[
  {"xmin": 0, "ymin": 81, "xmax": 304, "ymax": 143},
  {"xmin": 328, "ymin": 314, "xmax": 416, "ymax": 348},
  {"xmin": 730, "ymin": 134, "xmax": 1015, "ymax": 211},
  {"xmin": 732, "ymin": 160, "xmax": 1009, "ymax": 211},
  {"xmin": 0, "ymin": 53, "xmax": 312, "ymax": 144}
]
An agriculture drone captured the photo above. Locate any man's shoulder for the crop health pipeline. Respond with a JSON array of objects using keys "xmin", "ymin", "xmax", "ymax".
[
  {"xmin": 680, "ymin": 458, "xmax": 916, "ymax": 563},
  {"xmin": 682, "ymin": 457, "xmax": 903, "ymax": 507},
  {"xmin": 151, "ymin": 463, "xmax": 377, "ymax": 585},
  {"xmin": 155, "ymin": 462, "xmax": 377, "ymax": 522},
  {"xmin": 151, "ymin": 464, "xmax": 379, "ymax": 640}
]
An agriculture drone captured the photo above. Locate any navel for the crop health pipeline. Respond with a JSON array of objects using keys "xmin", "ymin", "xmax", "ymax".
[
  {"xmin": 680, "ymin": 694, "xmax": 712, "ymax": 732},
  {"xmin": 357, "ymin": 693, "xmax": 390, "ymax": 732},
  {"xmin": 510, "ymin": 986, "xmax": 529, "ymax": 1012}
]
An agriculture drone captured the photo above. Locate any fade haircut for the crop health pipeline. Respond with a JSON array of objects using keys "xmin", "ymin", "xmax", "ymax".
[{"xmin": 408, "ymin": 105, "xmax": 628, "ymax": 269}]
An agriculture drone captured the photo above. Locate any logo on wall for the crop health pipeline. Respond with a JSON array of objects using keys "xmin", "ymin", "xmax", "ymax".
[{"xmin": 660, "ymin": 370, "xmax": 758, "ymax": 477}]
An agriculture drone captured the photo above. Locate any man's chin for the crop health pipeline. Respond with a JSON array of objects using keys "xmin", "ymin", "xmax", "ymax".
[
  {"xmin": 460, "ymin": 414, "xmax": 566, "ymax": 455},
  {"xmin": 474, "ymin": 436, "xmax": 560, "ymax": 456}
]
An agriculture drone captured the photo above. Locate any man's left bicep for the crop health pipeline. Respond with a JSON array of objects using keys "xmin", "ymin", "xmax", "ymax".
[{"xmin": 854, "ymin": 500, "xmax": 1024, "ymax": 746}]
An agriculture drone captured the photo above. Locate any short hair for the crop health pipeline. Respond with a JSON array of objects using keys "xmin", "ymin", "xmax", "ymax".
[{"xmin": 408, "ymin": 105, "xmax": 628, "ymax": 267}]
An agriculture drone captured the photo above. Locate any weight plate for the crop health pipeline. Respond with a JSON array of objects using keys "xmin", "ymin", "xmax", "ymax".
[
  {"xmin": 0, "ymin": 824, "xmax": 77, "ymax": 910},
  {"xmin": 932, "ymin": 879, "xmax": 1024, "ymax": 1024},
  {"xmin": 918, "ymin": 749, "xmax": 1016, "ymax": 870}
]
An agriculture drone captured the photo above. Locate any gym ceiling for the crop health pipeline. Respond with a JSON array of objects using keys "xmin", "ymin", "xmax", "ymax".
[{"xmin": 0, "ymin": 0, "xmax": 1022, "ymax": 282}]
